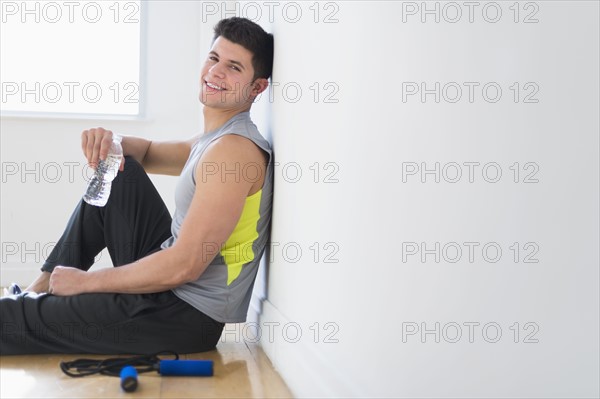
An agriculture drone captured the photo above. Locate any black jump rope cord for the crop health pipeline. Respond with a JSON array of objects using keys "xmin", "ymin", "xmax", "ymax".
[{"xmin": 60, "ymin": 350, "xmax": 179, "ymax": 378}]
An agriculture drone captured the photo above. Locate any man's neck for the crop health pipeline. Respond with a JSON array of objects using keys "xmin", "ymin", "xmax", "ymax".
[{"xmin": 203, "ymin": 106, "xmax": 251, "ymax": 134}]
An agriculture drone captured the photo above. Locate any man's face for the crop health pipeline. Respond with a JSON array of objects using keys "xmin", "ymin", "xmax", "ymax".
[{"xmin": 199, "ymin": 36, "xmax": 264, "ymax": 109}]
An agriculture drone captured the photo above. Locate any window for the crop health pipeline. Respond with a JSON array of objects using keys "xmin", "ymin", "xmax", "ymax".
[{"xmin": 0, "ymin": 0, "xmax": 143, "ymax": 117}]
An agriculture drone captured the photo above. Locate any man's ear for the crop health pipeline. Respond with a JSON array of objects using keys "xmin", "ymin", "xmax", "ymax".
[{"xmin": 250, "ymin": 78, "xmax": 269, "ymax": 97}]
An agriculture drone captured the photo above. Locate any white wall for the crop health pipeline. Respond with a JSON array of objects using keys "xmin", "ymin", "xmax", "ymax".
[{"xmin": 259, "ymin": 1, "xmax": 599, "ymax": 398}]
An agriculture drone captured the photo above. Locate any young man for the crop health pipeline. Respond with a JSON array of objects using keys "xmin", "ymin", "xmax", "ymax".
[{"xmin": 0, "ymin": 17, "xmax": 274, "ymax": 355}]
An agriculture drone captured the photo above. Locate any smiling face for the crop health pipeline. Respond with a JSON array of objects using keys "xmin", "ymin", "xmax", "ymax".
[{"xmin": 199, "ymin": 36, "xmax": 268, "ymax": 112}]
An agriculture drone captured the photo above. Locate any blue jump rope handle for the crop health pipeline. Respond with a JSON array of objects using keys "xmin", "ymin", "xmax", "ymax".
[
  {"xmin": 159, "ymin": 360, "xmax": 214, "ymax": 376},
  {"xmin": 118, "ymin": 360, "xmax": 212, "ymax": 391},
  {"xmin": 120, "ymin": 366, "xmax": 138, "ymax": 392}
]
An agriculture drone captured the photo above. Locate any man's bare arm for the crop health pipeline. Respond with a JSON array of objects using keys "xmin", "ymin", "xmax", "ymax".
[
  {"xmin": 82, "ymin": 128, "xmax": 200, "ymax": 176},
  {"xmin": 137, "ymin": 136, "xmax": 199, "ymax": 176}
]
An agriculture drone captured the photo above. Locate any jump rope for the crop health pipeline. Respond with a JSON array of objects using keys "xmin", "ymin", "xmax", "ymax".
[{"xmin": 60, "ymin": 350, "xmax": 214, "ymax": 392}]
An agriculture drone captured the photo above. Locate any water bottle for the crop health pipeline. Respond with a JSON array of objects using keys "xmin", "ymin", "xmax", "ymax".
[{"xmin": 83, "ymin": 135, "xmax": 123, "ymax": 207}]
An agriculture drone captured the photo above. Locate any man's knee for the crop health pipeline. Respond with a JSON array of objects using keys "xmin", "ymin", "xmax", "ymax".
[
  {"xmin": 123, "ymin": 156, "xmax": 144, "ymax": 173},
  {"xmin": 115, "ymin": 156, "xmax": 148, "ymax": 185}
]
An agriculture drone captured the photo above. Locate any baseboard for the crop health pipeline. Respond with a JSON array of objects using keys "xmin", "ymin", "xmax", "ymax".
[{"xmin": 258, "ymin": 300, "xmax": 359, "ymax": 398}]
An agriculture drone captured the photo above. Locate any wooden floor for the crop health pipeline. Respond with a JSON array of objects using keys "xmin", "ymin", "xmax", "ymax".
[{"xmin": 0, "ymin": 324, "xmax": 293, "ymax": 398}]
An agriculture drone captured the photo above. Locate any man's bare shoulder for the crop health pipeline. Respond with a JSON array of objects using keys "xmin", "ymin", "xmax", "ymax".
[
  {"xmin": 197, "ymin": 134, "xmax": 268, "ymax": 194},
  {"xmin": 207, "ymin": 133, "xmax": 267, "ymax": 161}
]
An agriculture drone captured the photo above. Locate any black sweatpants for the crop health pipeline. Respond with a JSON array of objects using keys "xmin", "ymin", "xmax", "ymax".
[{"xmin": 0, "ymin": 157, "xmax": 224, "ymax": 355}]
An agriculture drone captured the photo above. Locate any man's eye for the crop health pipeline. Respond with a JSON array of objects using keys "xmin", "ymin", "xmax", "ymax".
[
  {"xmin": 230, "ymin": 65, "xmax": 240, "ymax": 71},
  {"xmin": 208, "ymin": 56, "xmax": 218, "ymax": 61}
]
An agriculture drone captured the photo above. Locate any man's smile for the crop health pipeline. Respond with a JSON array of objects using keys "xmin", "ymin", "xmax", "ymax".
[{"xmin": 205, "ymin": 80, "xmax": 226, "ymax": 91}]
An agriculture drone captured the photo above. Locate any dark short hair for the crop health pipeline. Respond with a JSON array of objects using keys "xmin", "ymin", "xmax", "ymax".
[{"xmin": 212, "ymin": 17, "xmax": 274, "ymax": 81}]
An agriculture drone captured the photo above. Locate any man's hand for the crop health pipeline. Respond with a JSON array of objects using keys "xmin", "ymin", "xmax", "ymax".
[
  {"xmin": 48, "ymin": 266, "xmax": 89, "ymax": 296},
  {"xmin": 81, "ymin": 127, "xmax": 125, "ymax": 171},
  {"xmin": 23, "ymin": 271, "xmax": 51, "ymax": 294}
]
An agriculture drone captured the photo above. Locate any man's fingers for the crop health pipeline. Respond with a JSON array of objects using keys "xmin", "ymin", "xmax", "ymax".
[
  {"xmin": 98, "ymin": 132, "xmax": 113, "ymax": 161},
  {"xmin": 90, "ymin": 129, "xmax": 103, "ymax": 166},
  {"xmin": 85, "ymin": 132, "xmax": 96, "ymax": 165},
  {"xmin": 83, "ymin": 127, "xmax": 112, "ymax": 167},
  {"xmin": 48, "ymin": 266, "xmax": 63, "ymax": 295}
]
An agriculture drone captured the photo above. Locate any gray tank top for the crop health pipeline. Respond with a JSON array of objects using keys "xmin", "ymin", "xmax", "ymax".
[{"xmin": 161, "ymin": 111, "xmax": 273, "ymax": 323}]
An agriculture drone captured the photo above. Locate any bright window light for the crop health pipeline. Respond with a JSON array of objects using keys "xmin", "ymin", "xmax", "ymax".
[{"xmin": 0, "ymin": 0, "xmax": 142, "ymax": 117}]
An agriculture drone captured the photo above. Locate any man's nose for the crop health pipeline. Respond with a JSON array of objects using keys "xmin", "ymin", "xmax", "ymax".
[{"xmin": 208, "ymin": 62, "xmax": 226, "ymax": 77}]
